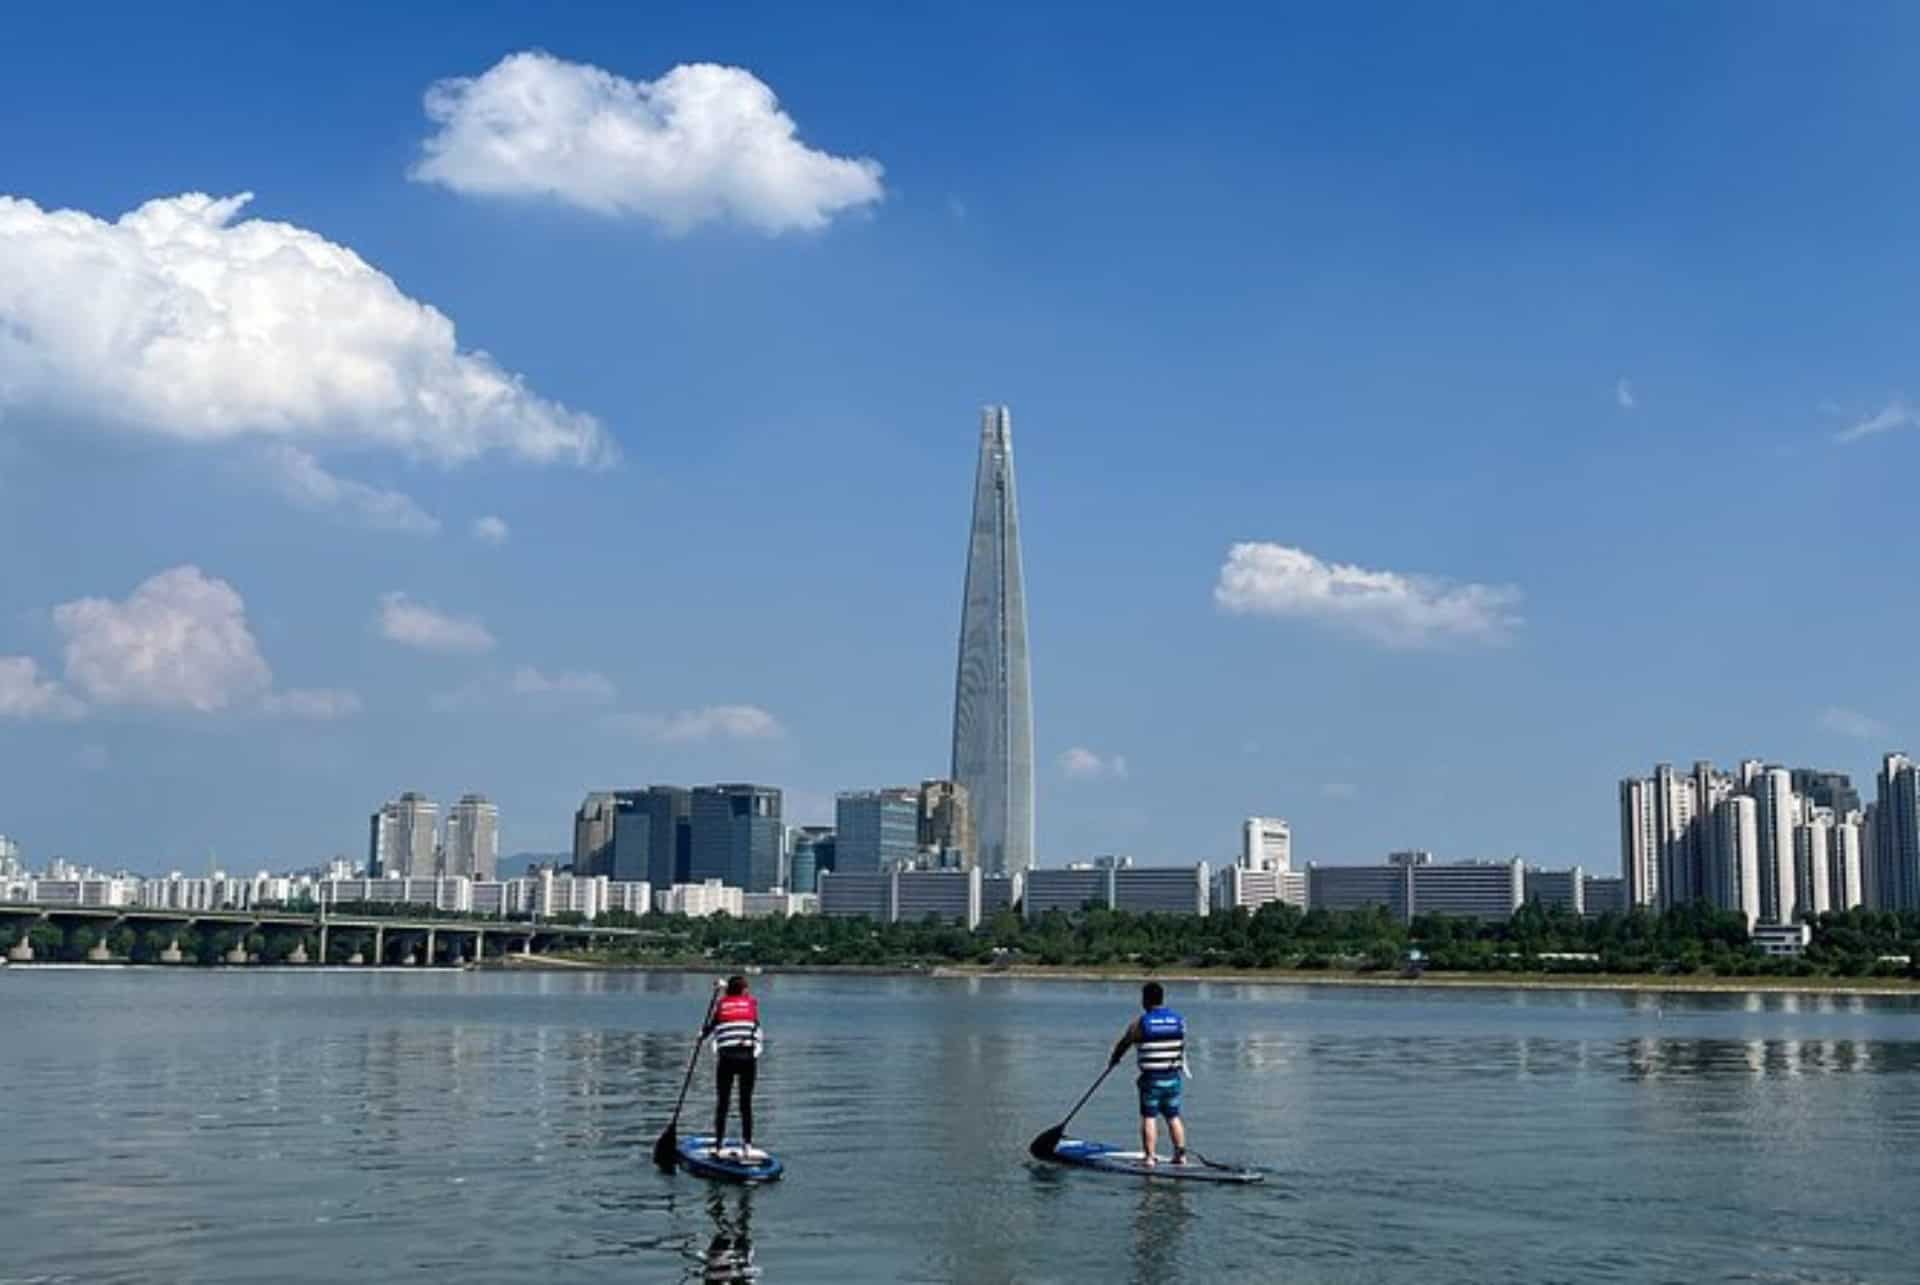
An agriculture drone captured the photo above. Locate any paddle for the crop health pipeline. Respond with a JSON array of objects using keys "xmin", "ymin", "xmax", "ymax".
[
  {"xmin": 653, "ymin": 987, "xmax": 722, "ymax": 1170},
  {"xmin": 1027, "ymin": 1058, "xmax": 1121, "ymax": 1159}
]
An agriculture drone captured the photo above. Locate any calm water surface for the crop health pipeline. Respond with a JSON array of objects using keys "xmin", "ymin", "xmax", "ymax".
[{"xmin": 4, "ymin": 969, "xmax": 1919, "ymax": 1283}]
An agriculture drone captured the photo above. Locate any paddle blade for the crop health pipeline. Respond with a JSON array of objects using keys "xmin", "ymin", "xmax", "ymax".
[
  {"xmin": 1027, "ymin": 1125, "xmax": 1065, "ymax": 1161},
  {"xmin": 652, "ymin": 1126, "xmax": 679, "ymax": 1170}
]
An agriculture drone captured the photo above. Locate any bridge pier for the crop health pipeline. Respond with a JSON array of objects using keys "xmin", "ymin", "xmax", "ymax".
[
  {"xmin": 426, "ymin": 928, "xmax": 437, "ymax": 967},
  {"xmin": 8, "ymin": 938, "xmax": 32, "ymax": 963},
  {"xmin": 374, "ymin": 925, "xmax": 385, "ymax": 964},
  {"xmin": 474, "ymin": 928, "xmax": 484, "ymax": 963},
  {"xmin": 161, "ymin": 938, "xmax": 183, "ymax": 964},
  {"xmin": 317, "ymin": 922, "xmax": 328, "ymax": 964}
]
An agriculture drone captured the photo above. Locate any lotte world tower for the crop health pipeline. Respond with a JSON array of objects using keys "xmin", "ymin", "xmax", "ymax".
[{"xmin": 950, "ymin": 405, "xmax": 1035, "ymax": 876}]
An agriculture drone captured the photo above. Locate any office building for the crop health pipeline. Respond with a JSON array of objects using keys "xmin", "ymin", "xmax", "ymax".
[
  {"xmin": 572, "ymin": 793, "xmax": 616, "ymax": 876},
  {"xmin": 1522, "ymin": 866, "xmax": 1584, "ymax": 915},
  {"xmin": 1410, "ymin": 859, "xmax": 1524, "ymax": 922},
  {"xmin": 896, "ymin": 868, "xmax": 984, "ymax": 927},
  {"xmin": 369, "ymin": 792, "xmax": 438, "ymax": 878},
  {"xmin": 917, "ymin": 778, "xmax": 974, "ymax": 867},
  {"xmin": 742, "ymin": 891, "xmax": 818, "ymax": 918},
  {"xmin": 691, "ymin": 784, "xmax": 783, "ymax": 893},
  {"xmin": 442, "ymin": 794, "xmax": 498, "ymax": 880},
  {"xmin": 1215, "ymin": 865, "xmax": 1295, "ymax": 913},
  {"xmin": 836, "ymin": 788, "xmax": 921, "ymax": 873},
  {"xmin": 818, "ymin": 871, "xmax": 893, "ymax": 921},
  {"xmin": 609, "ymin": 787, "xmax": 692, "ymax": 888},
  {"xmin": 658, "ymin": 879, "xmax": 745, "ymax": 918},
  {"xmin": 787, "ymin": 826, "xmax": 835, "ymax": 894},
  {"xmin": 0, "ymin": 835, "xmax": 21, "ymax": 880},
  {"xmin": 1113, "ymin": 864, "xmax": 1210, "ymax": 916},
  {"xmin": 950, "ymin": 404, "xmax": 1035, "ymax": 877},
  {"xmin": 1241, "ymin": 817, "xmax": 1291, "ymax": 872},
  {"xmin": 1582, "ymin": 875, "xmax": 1627, "ymax": 917},
  {"xmin": 1307, "ymin": 863, "xmax": 1414, "ymax": 920},
  {"xmin": 1792, "ymin": 769, "xmax": 1861, "ymax": 817},
  {"xmin": 1022, "ymin": 867, "xmax": 1114, "ymax": 918},
  {"xmin": 981, "ymin": 873, "xmax": 1019, "ymax": 919}
]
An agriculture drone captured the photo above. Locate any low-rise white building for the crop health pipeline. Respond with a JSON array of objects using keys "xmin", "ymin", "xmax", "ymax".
[{"xmin": 659, "ymin": 879, "xmax": 744, "ymax": 918}]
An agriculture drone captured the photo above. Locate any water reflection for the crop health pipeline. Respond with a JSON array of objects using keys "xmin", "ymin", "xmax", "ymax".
[
  {"xmin": 1129, "ymin": 1180, "xmax": 1192, "ymax": 1285},
  {"xmin": 694, "ymin": 1186, "xmax": 760, "ymax": 1282}
]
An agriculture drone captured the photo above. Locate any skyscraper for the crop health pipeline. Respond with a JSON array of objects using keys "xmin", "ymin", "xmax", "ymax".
[
  {"xmin": 1874, "ymin": 754, "xmax": 1920, "ymax": 911},
  {"xmin": 917, "ymin": 779, "xmax": 974, "ymax": 867},
  {"xmin": 369, "ymin": 792, "xmax": 438, "ymax": 878},
  {"xmin": 572, "ymin": 792, "xmax": 616, "ymax": 876},
  {"xmin": 690, "ymin": 784, "xmax": 783, "ymax": 892},
  {"xmin": 1241, "ymin": 817, "xmax": 1292, "ymax": 873},
  {"xmin": 951, "ymin": 404, "xmax": 1035, "ymax": 877},
  {"xmin": 442, "ymin": 794, "xmax": 499, "ymax": 880},
  {"xmin": 610, "ymin": 786, "xmax": 692, "ymax": 888}
]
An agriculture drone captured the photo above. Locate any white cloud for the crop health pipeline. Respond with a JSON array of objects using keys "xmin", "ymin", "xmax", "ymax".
[
  {"xmin": 55, "ymin": 566, "xmax": 273, "ymax": 712},
  {"xmin": 43, "ymin": 565, "xmax": 353, "ymax": 717},
  {"xmin": 411, "ymin": 52, "xmax": 885, "ymax": 234},
  {"xmin": 1060, "ymin": 747, "xmax": 1128, "ymax": 781},
  {"xmin": 262, "ymin": 445, "xmax": 439, "ymax": 534},
  {"xmin": 1321, "ymin": 782, "xmax": 1360, "ymax": 800},
  {"xmin": 606, "ymin": 704, "xmax": 785, "ymax": 742},
  {"xmin": 436, "ymin": 664, "xmax": 616, "ymax": 712},
  {"xmin": 1215, "ymin": 542, "xmax": 1522, "ymax": 649},
  {"xmin": 376, "ymin": 592, "xmax": 495, "ymax": 654},
  {"xmin": 471, "ymin": 515, "xmax": 510, "ymax": 545},
  {"xmin": 0, "ymin": 656, "xmax": 84, "ymax": 720},
  {"xmin": 1835, "ymin": 398, "xmax": 1913, "ymax": 444},
  {"xmin": 1819, "ymin": 706, "xmax": 1889, "ymax": 741},
  {"xmin": 1615, "ymin": 378, "xmax": 1636, "ymax": 410},
  {"xmin": 263, "ymin": 688, "xmax": 363, "ymax": 720},
  {"xmin": 0, "ymin": 191, "xmax": 612, "ymax": 466}
]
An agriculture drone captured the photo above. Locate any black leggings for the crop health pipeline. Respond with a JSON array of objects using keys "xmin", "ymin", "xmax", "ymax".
[{"xmin": 714, "ymin": 1055, "xmax": 757, "ymax": 1144}]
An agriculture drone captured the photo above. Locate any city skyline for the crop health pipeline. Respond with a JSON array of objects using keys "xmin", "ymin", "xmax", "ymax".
[{"xmin": 5, "ymin": 7, "xmax": 1920, "ymax": 873}]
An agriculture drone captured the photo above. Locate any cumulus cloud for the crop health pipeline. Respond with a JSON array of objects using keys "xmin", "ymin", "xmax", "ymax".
[
  {"xmin": 0, "ymin": 656, "xmax": 84, "ymax": 720},
  {"xmin": 30, "ymin": 565, "xmax": 357, "ymax": 718},
  {"xmin": 1060, "ymin": 747, "xmax": 1128, "ymax": 781},
  {"xmin": 1215, "ymin": 542, "xmax": 1522, "ymax": 649},
  {"xmin": 471, "ymin": 515, "xmax": 510, "ymax": 544},
  {"xmin": 376, "ymin": 592, "xmax": 496, "ymax": 654},
  {"xmin": 606, "ymin": 704, "xmax": 785, "ymax": 742},
  {"xmin": 55, "ymin": 566, "xmax": 273, "ymax": 712},
  {"xmin": 435, "ymin": 664, "xmax": 616, "ymax": 712},
  {"xmin": 1819, "ymin": 706, "xmax": 1889, "ymax": 741},
  {"xmin": 0, "ymin": 191, "xmax": 611, "ymax": 466},
  {"xmin": 1615, "ymin": 378, "xmax": 1636, "ymax": 410},
  {"xmin": 411, "ymin": 52, "xmax": 885, "ymax": 234},
  {"xmin": 1835, "ymin": 398, "xmax": 1913, "ymax": 444},
  {"xmin": 262, "ymin": 445, "xmax": 439, "ymax": 534}
]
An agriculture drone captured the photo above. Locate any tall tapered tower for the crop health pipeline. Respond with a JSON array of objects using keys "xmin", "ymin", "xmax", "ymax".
[{"xmin": 951, "ymin": 405, "xmax": 1034, "ymax": 875}]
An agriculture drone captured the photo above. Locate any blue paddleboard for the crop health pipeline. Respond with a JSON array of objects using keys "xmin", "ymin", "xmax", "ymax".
[
  {"xmin": 1046, "ymin": 1138, "xmax": 1262, "ymax": 1184},
  {"xmin": 677, "ymin": 1134, "xmax": 785, "ymax": 1184}
]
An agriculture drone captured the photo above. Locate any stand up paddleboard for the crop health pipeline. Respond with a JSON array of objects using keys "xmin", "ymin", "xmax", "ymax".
[
  {"xmin": 676, "ymin": 1135, "xmax": 784, "ymax": 1184},
  {"xmin": 1045, "ymin": 1139, "xmax": 1262, "ymax": 1184}
]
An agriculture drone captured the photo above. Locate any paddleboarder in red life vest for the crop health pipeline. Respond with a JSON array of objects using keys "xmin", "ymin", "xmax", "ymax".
[
  {"xmin": 703, "ymin": 975, "xmax": 765, "ymax": 1161},
  {"xmin": 1109, "ymin": 981, "xmax": 1189, "ymax": 1167}
]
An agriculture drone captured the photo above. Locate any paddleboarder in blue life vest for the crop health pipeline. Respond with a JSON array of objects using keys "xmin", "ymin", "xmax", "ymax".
[
  {"xmin": 702, "ymin": 975, "xmax": 765, "ymax": 1161},
  {"xmin": 1109, "ymin": 981, "xmax": 1190, "ymax": 1167}
]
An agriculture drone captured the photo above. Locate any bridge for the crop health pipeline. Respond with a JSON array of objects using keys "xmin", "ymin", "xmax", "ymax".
[{"xmin": 0, "ymin": 903, "xmax": 646, "ymax": 966}]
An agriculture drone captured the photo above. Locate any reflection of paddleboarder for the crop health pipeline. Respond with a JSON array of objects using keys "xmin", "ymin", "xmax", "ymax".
[
  {"xmin": 700, "ymin": 1187, "xmax": 759, "ymax": 1282},
  {"xmin": 701, "ymin": 975, "xmax": 766, "ymax": 1161}
]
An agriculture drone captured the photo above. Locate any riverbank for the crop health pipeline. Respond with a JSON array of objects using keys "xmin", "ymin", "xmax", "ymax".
[{"xmin": 498, "ymin": 954, "xmax": 1920, "ymax": 998}]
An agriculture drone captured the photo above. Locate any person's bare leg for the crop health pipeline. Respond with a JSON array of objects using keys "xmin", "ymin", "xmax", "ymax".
[
  {"xmin": 1169, "ymin": 1116, "xmax": 1188, "ymax": 1163},
  {"xmin": 1141, "ymin": 1114, "xmax": 1158, "ymax": 1166}
]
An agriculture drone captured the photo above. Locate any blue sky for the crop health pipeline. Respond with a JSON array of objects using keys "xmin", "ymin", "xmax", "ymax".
[{"xmin": 4, "ymin": 2, "xmax": 1920, "ymax": 874}]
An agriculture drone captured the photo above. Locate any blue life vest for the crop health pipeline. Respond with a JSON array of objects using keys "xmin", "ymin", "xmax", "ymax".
[{"xmin": 1136, "ymin": 1006, "xmax": 1186, "ymax": 1076}]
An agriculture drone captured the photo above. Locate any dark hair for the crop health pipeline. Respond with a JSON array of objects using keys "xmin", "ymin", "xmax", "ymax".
[
  {"xmin": 1142, "ymin": 981, "xmax": 1164, "ymax": 1008},
  {"xmin": 726, "ymin": 974, "xmax": 749, "ymax": 996}
]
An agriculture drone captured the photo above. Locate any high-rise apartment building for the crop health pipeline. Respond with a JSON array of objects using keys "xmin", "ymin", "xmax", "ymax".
[
  {"xmin": 1754, "ymin": 768, "xmax": 1798, "ymax": 924},
  {"xmin": 1241, "ymin": 817, "xmax": 1292, "ymax": 872},
  {"xmin": 917, "ymin": 779, "xmax": 974, "ymax": 867},
  {"xmin": 369, "ymin": 792, "xmax": 438, "ymax": 878},
  {"xmin": 836, "ymin": 788, "xmax": 921, "ymax": 873},
  {"xmin": 1792, "ymin": 769, "xmax": 1862, "ymax": 817},
  {"xmin": 691, "ymin": 785, "xmax": 783, "ymax": 893},
  {"xmin": 1831, "ymin": 814, "xmax": 1865, "ymax": 911},
  {"xmin": 1709, "ymin": 794, "xmax": 1761, "ymax": 928},
  {"xmin": 1794, "ymin": 809, "xmax": 1834, "ymax": 919},
  {"xmin": 442, "ymin": 794, "xmax": 499, "ymax": 880},
  {"xmin": 950, "ymin": 404, "xmax": 1035, "ymax": 877}
]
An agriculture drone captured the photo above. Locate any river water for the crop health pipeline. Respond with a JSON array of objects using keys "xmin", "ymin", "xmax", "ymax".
[{"xmin": 3, "ymin": 969, "xmax": 1919, "ymax": 1283}]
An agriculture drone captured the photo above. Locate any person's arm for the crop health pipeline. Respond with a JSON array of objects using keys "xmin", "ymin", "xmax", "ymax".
[{"xmin": 1109, "ymin": 1017, "xmax": 1140, "ymax": 1067}]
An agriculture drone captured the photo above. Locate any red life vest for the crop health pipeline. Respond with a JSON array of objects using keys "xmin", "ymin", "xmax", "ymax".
[{"xmin": 711, "ymin": 993, "xmax": 762, "ymax": 1058}]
